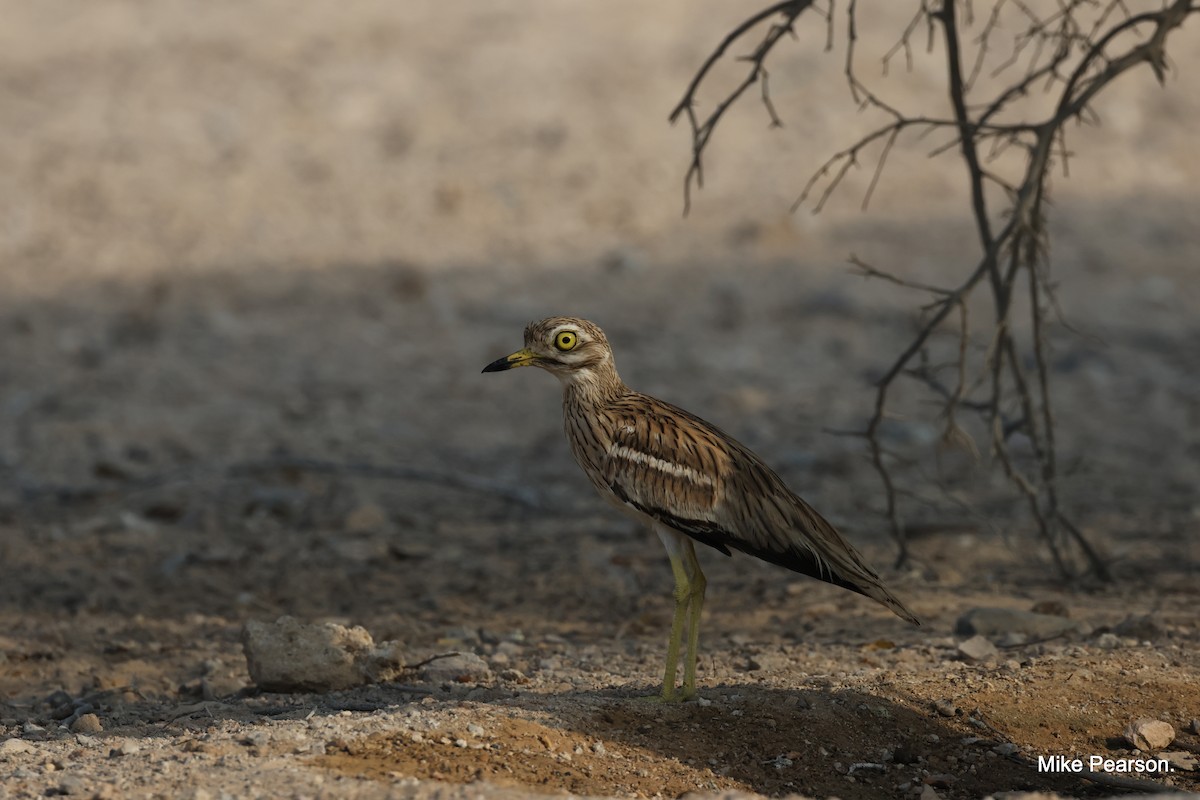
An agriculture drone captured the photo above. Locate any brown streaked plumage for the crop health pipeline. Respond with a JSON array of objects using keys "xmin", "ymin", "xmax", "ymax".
[{"xmin": 483, "ymin": 316, "xmax": 919, "ymax": 701}]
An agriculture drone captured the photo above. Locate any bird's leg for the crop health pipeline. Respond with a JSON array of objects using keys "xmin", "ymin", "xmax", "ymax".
[
  {"xmin": 680, "ymin": 541, "xmax": 706, "ymax": 701},
  {"xmin": 660, "ymin": 553, "xmax": 691, "ymax": 701}
]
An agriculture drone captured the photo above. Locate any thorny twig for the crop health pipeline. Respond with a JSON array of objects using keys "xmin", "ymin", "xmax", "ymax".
[{"xmin": 673, "ymin": 0, "xmax": 1196, "ymax": 579}]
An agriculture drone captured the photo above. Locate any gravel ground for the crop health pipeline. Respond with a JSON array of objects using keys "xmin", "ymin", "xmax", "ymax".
[{"xmin": 1, "ymin": 2, "xmax": 1198, "ymax": 799}]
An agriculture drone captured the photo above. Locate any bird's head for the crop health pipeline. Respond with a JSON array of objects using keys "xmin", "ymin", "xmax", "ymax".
[{"xmin": 482, "ymin": 316, "xmax": 617, "ymax": 389}]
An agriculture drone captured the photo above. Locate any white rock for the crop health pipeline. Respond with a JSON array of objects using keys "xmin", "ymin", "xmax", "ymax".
[
  {"xmin": 419, "ymin": 652, "xmax": 490, "ymax": 684},
  {"xmin": 955, "ymin": 607, "xmax": 1079, "ymax": 638},
  {"xmin": 1160, "ymin": 751, "xmax": 1197, "ymax": 771},
  {"xmin": 242, "ymin": 616, "xmax": 404, "ymax": 692},
  {"xmin": 957, "ymin": 635, "xmax": 999, "ymax": 662},
  {"xmin": 0, "ymin": 738, "xmax": 34, "ymax": 755},
  {"xmin": 1123, "ymin": 718, "xmax": 1175, "ymax": 751}
]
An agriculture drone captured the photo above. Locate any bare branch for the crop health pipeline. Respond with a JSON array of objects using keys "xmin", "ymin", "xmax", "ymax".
[
  {"xmin": 668, "ymin": 1, "xmax": 816, "ymax": 214},
  {"xmin": 672, "ymin": 0, "xmax": 1198, "ymax": 578}
]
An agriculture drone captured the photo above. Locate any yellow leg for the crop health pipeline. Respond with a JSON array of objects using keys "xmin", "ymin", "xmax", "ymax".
[
  {"xmin": 660, "ymin": 553, "xmax": 691, "ymax": 701},
  {"xmin": 653, "ymin": 527, "xmax": 707, "ymax": 702},
  {"xmin": 680, "ymin": 541, "xmax": 706, "ymax": 700}
]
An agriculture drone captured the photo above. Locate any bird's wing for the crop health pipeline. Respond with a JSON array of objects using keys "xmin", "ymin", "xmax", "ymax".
[
  {"xmin": 599, "ymin": 395, "xmax": 739, "ymax": 556},
  {"xmin": 602, "ymin": 394, "xmax": 920, "ymax": 625}
]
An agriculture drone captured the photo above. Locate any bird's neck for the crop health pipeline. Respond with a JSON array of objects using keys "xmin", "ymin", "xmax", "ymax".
[{"xmin": 560, "ymin": 360, "xmax": 628, "ymax": 408}]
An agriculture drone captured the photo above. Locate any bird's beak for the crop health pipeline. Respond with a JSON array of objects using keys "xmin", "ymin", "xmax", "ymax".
[{"xmin": 482, "ymin": 348, "xmax": 538, "ymax": 373}]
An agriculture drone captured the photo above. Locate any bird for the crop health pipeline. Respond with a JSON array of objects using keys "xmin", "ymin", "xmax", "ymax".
[{"xmin": 482, "ymin": 316, "xmax": 919, "ymax": 701}]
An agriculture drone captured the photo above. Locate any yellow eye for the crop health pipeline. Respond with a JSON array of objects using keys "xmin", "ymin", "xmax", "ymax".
[{"xmin": 554, "ymin": 331, "xmax": 578, "ymax": 351}]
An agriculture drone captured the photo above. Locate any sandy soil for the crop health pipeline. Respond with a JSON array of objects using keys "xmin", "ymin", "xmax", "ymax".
[{"xmin": 1, "ymin": 2, "xmax": 1198, "ymax": 799}]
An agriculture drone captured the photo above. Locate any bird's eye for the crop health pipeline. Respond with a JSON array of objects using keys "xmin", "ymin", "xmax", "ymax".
[{"xmin": 554, "ymin": 331, "xmax": 578, "ymax": 351}]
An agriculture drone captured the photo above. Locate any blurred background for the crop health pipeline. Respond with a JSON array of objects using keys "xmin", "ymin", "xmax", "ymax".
[{"xmin": 1, "ymin": 0, "xmax": 1197, "ymax": 690}]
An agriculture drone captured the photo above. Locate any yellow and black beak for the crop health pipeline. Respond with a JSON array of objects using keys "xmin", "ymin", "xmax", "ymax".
[{"xmin": 482, "ymin": 348, "xmax": 539, "ymax": 373}]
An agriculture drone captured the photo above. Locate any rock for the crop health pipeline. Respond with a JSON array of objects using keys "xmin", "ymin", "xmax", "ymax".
[
  {"xmin": 55, "ymin": 775, "xmax": 87, "ymax": 795},
  {"xmin": 955, "ymin": 607, "xmax": 1079, "ymax": 639},
  {"xmin": 933, "ymin": 700, "xmax": 958, "ymax": 718},
  {"xmin": 924, "ymin": 773, "xmax": 956, "ymax": 788},
  {"xmin": 498, "ymin": 668, "xmax": 528, "ymax": 683},
  {"xmin": 1123, "ymin": 718, "xmax": 1175, "ymax": 751},
  {"xmin": 1190, "ymin": 719, "xmax": 1200, "ymax": 735},
  {"xmin": 240, "ymin": 730, "xmax": 270, "ymax": 749},
  {"xmin": 419, "ymin": 653, "xmax": 490, "ymax": 684},
  {"xmin": 957, "ymin": 635, "xmax": 999, "ymax": 662},
  {"xmin": 995, "ymin": 632, "xmax": 1027, "ymax": 648},
  {"xmin": 919, "ymin": 785, "xmax": 941, "ymax": 800},
  {"xmin": 1095, "ymin": 633, "xmax": 1121, "ymax": 650},
  {"xmin": 495, "ymin": 640, "xmax": 523, "ymax": 657},
  {"xmin": 1113, "ymin": 614, "xmax": 1163, "ymax": 641},
  {"xmin": 0, "ymin": 738, "xmax": 33, "ymax": 755},
  {"xmin": 343, "ymin": 503, "xmax": 389, "ymax": 534},
  {"xmin": 69, "ymin": 714, "xmax": 102, "ymax": 734},
  {"xmin": 109, "ymin": 739, "xmax": 140, "ymax": 758},
  {"xmin": 1030, "ymin": 600, "xmax": 1070, "ymax": 617},
  {"xmin": 1161, "ymin": 751, "xmax": 1197, "ymax": 771},
  {"xmin": 241, "ymin": 616, "xmax": 405, "ymax": 693}
]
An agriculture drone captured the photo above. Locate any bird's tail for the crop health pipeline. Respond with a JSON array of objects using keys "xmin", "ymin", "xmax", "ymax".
[{"xmin": 860, "ymin": 581, "xmax": 921, "ymax": 626}]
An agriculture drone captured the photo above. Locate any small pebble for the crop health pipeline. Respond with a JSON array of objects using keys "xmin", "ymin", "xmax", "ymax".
[
  {"xmin": 241, "ymin": 731, "xmax": 269, "ymax": 749},
  {"xmin": 1030, "ymin": 600, "xmax": 1069, "ymax": 617},
  {"xmin": 55, "ymin": 775, "xmax": 87, "ymax": 796},
  {"xmin": 957, "ymin": 635, "xmax": 998, "ymax": 662},
  {"xmin": 933, "ymin": 700, "xmax": 957, "ymax": 718},
  {"xmin": 992, "ymin": 743, "xmax": 1018, "ymax": 756},
  {"xmin": 1095, "ymin": 633, "xmax": 1121, "ymax": 650},
  {"xmin": 495, "ymin": 641, "xmax": 523, "ymax": 657},
  {"xmin": 466, "ymin": 724, "xmax": 485, "ymax": 737},
  {"xmin": 69, "ymin": 714, "xmax": 102, "ymax": 734},
  {"xmin": 109, "ymin": 739, "xmax": 140, "ymax": 758},
  {"xmin": 1113, "ymin": 614, "xmax": 1163, "ymax": 641},
  {"xmin": 420, "ymin": 653, "xmax": 490, "ymax": 684},
  {"xmin": 995, "ymin": 632, "xmax": 1027, "ymax": 648},
  {"xmin": 591, "ymin": 741, "xmax": 607, "ymax": 756},
  {"xmin": 343, "ymin": 503, "xmax": 389, "ymax": 534}
]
